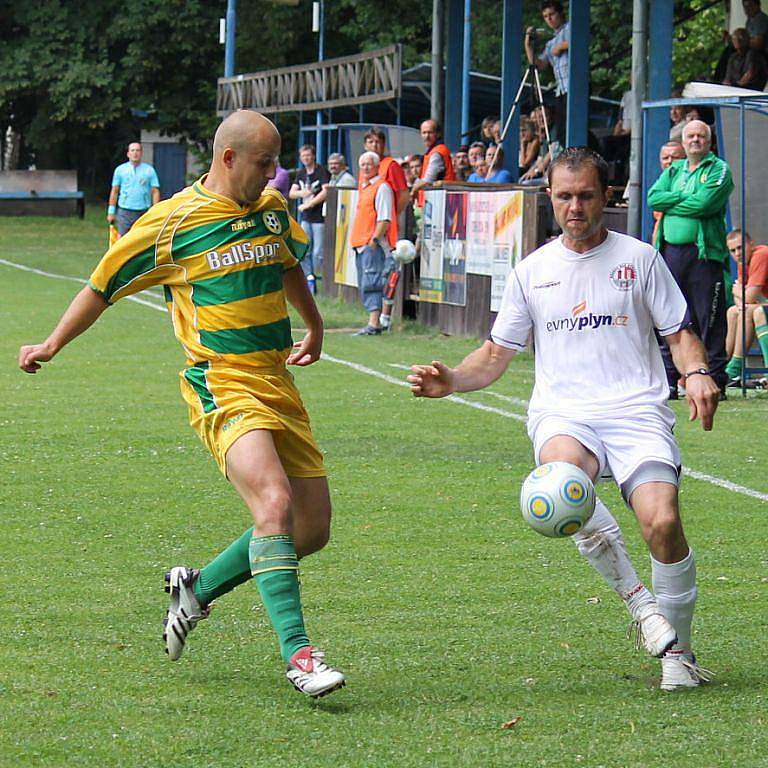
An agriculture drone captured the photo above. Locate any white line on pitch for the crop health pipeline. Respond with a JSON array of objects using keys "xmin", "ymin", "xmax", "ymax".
[
  {"xmin": 0, "ymin": 258, "xmax": 166, "ymax": 311},
  {"xmin": 5, "ymin": 258, "xmax": 765, "ymax": 503},
  {"xmin": 339, "ymin": 354, "xmax": 768, "ymax": 503}
]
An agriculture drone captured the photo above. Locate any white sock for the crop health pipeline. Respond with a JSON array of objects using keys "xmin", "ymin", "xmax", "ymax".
[
  {"xmin": 573, "ymin": 497, "xmax": 655, "ymax": 618},
  {"xmin": 651, "ymin": 549, "xmax": 697, "ymax": 652}
]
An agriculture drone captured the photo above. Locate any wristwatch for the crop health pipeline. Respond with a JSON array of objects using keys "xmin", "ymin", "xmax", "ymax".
[{"xmin": 682, "ymin": 368, "xmax": 710, "ymax": 380}]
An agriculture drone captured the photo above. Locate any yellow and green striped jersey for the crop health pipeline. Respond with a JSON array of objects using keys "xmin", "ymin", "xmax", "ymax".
[{"xmin": 89, "ymin": 178, "xmax": 309, "ymax": 369}]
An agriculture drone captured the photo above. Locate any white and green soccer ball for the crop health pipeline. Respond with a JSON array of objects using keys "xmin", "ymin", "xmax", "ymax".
[{"xmin": 520, "ymin": 461, "xmax": 596, "ymax": 538}]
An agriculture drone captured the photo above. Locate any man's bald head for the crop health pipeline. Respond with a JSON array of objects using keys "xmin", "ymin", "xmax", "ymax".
[
  {"xmin": 213, "ymin": 110, "xmax": 280, "ymax": 160},
  {"xmin": 205, "ymin": 110, "xmax": 281, "ymax": 204}
]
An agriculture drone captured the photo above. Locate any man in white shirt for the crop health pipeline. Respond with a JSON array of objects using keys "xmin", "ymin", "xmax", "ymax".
[{"xmin": 408, "ymin": 147, "xmax": 719, "ymax": 691}]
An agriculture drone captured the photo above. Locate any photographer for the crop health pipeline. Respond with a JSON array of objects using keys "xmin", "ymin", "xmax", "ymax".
[{"xmin": 525, "ymin": 1, "xmax": 570, "ymax": 134}]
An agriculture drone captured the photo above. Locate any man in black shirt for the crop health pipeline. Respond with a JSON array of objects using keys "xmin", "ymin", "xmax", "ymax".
[{"xmin": 289, "ymin": 144, "xmax": 331, "ymax": 291}]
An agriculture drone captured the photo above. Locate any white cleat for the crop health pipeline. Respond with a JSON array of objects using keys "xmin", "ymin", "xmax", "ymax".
[
  {"xmin": 286, "ymin": 646, "xmax": 346, "ymax": 698},
  {"xmin": 163, "ymin": 566, "xmax": 210, "ymax": 661},
  {"xmin": 661, "ymin": 650, "xmax": 713, "ymax": 691},
  {"xmin": 628, "ymin": 604, "xmax": 678, "ymax": 658}
]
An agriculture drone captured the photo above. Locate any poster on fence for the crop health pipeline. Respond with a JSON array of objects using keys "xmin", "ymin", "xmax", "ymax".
[
  {"xmin": 419, "ymin": 189, "xmax": 445, "ymax": 303},
  {"xmin": 442, "ymin": 191, "xmax": 468, "ymax": 306},
  {"xmin": 466, "ymin": 192, "xmax": 496, "ymax": 276},
  {"xmin": 333, "ymin": 188, "xmax": 358, "ymax": 287},
  {"xmin": 490, "ymin": 190, "xmax": 524, "ymax": 312}
]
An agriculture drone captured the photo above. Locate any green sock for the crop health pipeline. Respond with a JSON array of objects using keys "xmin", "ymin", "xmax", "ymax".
[
  {"xmin": 193, "ymin": 527, "xmax": 254, "ymax": 606},
  {"xmin": 725, "ymin": 355, "xmax": 743, "ymax": 379},
  {"xmin": 250, "ymin": 534, "xmax": 309, "ymax": 662},
  {"xmin": 757, "ymin": 323, "xmax": 768, "ymax": 366}
]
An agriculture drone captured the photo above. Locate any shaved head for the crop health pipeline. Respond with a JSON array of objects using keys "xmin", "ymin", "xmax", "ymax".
[
  {"xmin": 206, "ymin": 110, "xmax": 281, "ymax": 204},
  {"xmin": 213, "ymin": 110, "xmax": 280, "ymax": 161}
]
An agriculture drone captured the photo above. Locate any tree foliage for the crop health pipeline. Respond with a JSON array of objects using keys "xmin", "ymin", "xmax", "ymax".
[{"xmin": 0, "ymin": 0, "xmax": 730, "ymax": 187}]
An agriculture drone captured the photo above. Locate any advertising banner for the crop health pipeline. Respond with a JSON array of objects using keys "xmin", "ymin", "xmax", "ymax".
[
  {"xmin": 419, "ymin": 189, "xmax": 445, "ymax": 303},
  {"xmin": 333, "ymin": 188, "xmax": 358, "ymax": 287},
  {"xmin": 490, "ymin": 191, "xmax": 524, "ymax": 312},
  {"xmin": 442, "ymin": 191, "xmax": 468, "ymax": 306}
]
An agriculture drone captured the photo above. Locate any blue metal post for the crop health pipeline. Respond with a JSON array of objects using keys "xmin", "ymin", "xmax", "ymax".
[
  {"xmin": 461, "ymin": 0, "xmax": 472, "ymax": 139},
  {"xmin": 224, "ymin": 0, "xmax": 236, "ymax": 78},
  {"xmin": 644, "ymin": 0, "xmax": 674, "ymax": 241},
  {"xmin": 445, "ymin": 0, "xmax": 464, "ymax": 149},
  {"xmin": 566, "ymin": 0, "xmax": 589, "ymax": 147},
  {"xmin": 501, "ymin": 0, "xmax": 523, "ymax": 176},
  {"xmin": 315, "ymin": 0, "xmax": 325, "ymax": 162}
]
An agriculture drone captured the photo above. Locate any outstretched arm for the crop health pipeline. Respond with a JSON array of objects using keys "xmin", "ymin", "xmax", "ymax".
[
  {"xmin": 664, "ymin": 327, "xmax": 720, "ymax": 430},
  {"xmin": 408, "ymin": 340, "xmax": 517, "ymax": 398},
  {"xmin": 283, "ymin": 265, "xmax": 323, "ymax": 366},
  {"xmin": 18, "ymin": 286, "xmax": 109, "ymax": 373}
]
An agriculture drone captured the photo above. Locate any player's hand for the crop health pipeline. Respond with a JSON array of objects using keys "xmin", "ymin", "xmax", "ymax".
[
  {"xmin": 287, "ymin": 329, "xmax": 322, "ymax": 367},
  {"xmin": 18, "ymin": 343, "xmax": 54, "ymax": 374},
  {"xmin": 685, "ymin": 374, "xmax": 720, "ymax": 431},
  {"xmin": 408, "ymin": 361, "xmax": 455, "ymax": 398},
  {"xmin": 107, "ymin": 214, "xmax": 115, "ymax": 224}
]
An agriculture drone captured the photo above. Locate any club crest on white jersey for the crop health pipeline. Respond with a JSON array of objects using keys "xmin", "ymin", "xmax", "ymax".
[{"xmin": 610, "ymin": 263, "xmax": 637, "ymax": 291}]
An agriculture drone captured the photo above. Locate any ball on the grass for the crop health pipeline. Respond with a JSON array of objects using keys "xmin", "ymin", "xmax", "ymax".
[{"xmin": 520, "ymin": 461, "xmax": 596, "ymax": 538}]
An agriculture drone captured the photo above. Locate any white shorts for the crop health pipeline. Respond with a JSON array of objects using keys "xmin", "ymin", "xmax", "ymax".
[{"xmin": 530, "ymin": 411, "xmax": 681, "ymax": 489}]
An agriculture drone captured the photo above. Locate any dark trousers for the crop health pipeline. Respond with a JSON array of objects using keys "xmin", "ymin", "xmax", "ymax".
[{"xmin": 660, "ymin": 242, "xmax": 728, "ymax": 389}]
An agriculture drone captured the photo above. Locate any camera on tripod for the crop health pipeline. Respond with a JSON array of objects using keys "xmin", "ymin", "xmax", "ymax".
[{"xmin": 526, "ymin": 26, "xmax": 546, "ymax": 43}]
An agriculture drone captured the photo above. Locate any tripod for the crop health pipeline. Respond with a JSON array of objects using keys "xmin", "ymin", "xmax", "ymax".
[{"xmin": 486, "ymin": 63, "xmax": 551, "ymax": 179}]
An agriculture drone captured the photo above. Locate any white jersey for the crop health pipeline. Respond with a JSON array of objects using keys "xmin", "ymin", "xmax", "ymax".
[{"xmin": 490, "ymin": 231, "xmax": 689, "ymax": 426}]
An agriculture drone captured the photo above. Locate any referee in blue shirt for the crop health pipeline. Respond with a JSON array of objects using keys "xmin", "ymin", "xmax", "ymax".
[
  {"xmin": 525, "ymin": 1, "xmax": 570, "ymax": 136},
  {"xmin": 107, "ymin": 142, "xmax": 161, "ymax": 236}
]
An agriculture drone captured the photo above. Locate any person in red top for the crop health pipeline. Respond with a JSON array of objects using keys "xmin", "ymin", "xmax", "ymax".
[
  {"xmin": 363, "ymin": 128, "xmax": 409, "ymax": 233},
  {"xmin": 349, "ymin": 151, "xmax": 395, "ymax": 335},
  {"xmin": 724, "ymin": 229, "xmax": 768, "ymax": 386},
  {"xmin": 410, "ymin": 119, "xmax": 455, "ymax": 206}
]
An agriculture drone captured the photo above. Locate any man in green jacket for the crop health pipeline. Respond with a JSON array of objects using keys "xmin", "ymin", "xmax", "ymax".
[{"xmin": 647, "ymin": 120, "xmax": 734, "ymax": 397}]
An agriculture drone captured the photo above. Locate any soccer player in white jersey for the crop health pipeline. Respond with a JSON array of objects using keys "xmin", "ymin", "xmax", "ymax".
[{"xmin": 408, "ymin": 147, "xmax": 720, "ymax": 691}]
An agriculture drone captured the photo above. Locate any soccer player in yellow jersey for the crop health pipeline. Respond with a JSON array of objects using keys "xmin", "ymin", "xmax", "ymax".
[{"xmin": 18, "ymin": 110, "xmax": 345, "ymax": 699}]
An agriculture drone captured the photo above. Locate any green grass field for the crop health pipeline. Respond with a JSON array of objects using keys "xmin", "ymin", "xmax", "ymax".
[{"xmin": 1, "ymin": 212, "xmax": 767, "ymax": 767}]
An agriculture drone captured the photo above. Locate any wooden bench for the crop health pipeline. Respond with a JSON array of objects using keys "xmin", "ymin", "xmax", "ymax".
[{"xmin": 0, "ymin": 171, "xmax": 85, "ymax": 218}]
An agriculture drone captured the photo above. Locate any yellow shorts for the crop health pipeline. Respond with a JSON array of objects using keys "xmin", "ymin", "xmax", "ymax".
[{"xmin": 179, "ymin": 363, "xmax": 326, "ymax": 478}]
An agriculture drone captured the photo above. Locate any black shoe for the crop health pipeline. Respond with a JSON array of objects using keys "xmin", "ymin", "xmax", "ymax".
[
  {"xmin": 718, "ymin": 388, "xmax": 727, "ymax": 401},
  {"xmin": 352, "ymin": 325, "xmax": 382, "ymax": 336},
  {"xmin": 726, "ymin": 377, "xmax": 742, "ymax": 388},
  {"xmin": 668, "ymin": 387, "xmax": 679, "ymax": 401}
]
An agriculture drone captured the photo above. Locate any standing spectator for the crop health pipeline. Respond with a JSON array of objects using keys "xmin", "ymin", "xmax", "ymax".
[
  {"xmin": 363, "ymin": 127, "xmax": 409, "ymax": 239},
  {"xmin": 289, "ymin": 145, "xmax": 330, "ymax": 290},
  {"xmin": 411, "ymin": 119, "xmax": 456, "ymax": 206},
  {"xmin": 453, "ymin": 145, "xmax": 471, "ymax": 181},
  {"xmin": 107, "ymin": 142, "xmax": 160, "ymax": 236},
  {"xmin": 327, "ymin": 153, "xmax": 356, "ymax": 188},
  {"xmin": 266, "ymin": 160, "xmax": 291, "ymax": 198},
  {"xmin": 648, "ymin": 120, "xmax": 734, "ymax": 397},
  {"xmin": 651, "ymin": 141, "xmax": 686, "ymax": 244},
  {"xmin": 525, "ymin": 2, "xmax": 570, "ymax": 133},
  {"xmin": 724, "ymin": 230, "xmax": 768, "ymax": 385},
  {"xmin": 723, "ymin": 28, "xmax": 768, "ymax": 90},
  {"xmin": 520, "ymin": 106, "xmax": 562, "ymax": 185},
  {"xmin": 669, "ymin": 99, "xmax": 689, "ymax": 143},
  {"xmin": 743, "ymin": 0, "xmax": 768, "ymax": 60},
  {"xmin": 349, "ymin": 151, "xmax": 394, "ymax": 336},
  {"xmin": 519, "ymin": 117, "xmax": 540, "ymax": 176},
  {"xmin": 480, "ymin": 116, "xmax": 499, "ymax": 146},
  {"xmin": 404, "ymin": 154, "xmax": 423, "ymax": 187},
  {"xmin": 483, "ymin": 145, "xmax": 515, "ymax": 183}
]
